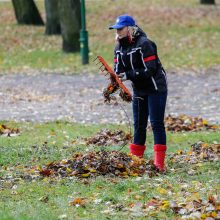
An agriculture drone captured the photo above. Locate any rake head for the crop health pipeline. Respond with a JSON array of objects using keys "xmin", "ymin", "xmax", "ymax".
[{"xmin": 94, "ymin": 56, "xmax": 132, "ymax": 103}]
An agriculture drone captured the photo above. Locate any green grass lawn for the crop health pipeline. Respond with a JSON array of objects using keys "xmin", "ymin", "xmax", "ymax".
[
  {"xmin": 0, "ymin": 0, "xmax": 220, "ymax": 218},
  {"xmin": 0, "ymin": 0, "xmax": 220, "ymax": 74},
  {"xmin": 0, "ymin": 121, "xmax": 219, "ymax": 219}
]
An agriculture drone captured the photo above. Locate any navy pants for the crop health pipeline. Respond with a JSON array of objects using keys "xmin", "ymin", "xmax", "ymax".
[{"xmin": 132, "ymin": 91, "xmax": 167, "ymax": 145}]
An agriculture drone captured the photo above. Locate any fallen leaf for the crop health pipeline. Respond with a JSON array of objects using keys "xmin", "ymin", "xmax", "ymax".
[
  {"xmin": 69, "ymin": 198, "xmax": 86, "ymax": 207},
  {"xmin": 39, "ymin": 195, "xmax": 49, "ymax": 203}
]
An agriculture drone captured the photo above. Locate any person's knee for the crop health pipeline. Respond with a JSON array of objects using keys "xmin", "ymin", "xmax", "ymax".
[
  {"xmin": 133, "ymin": 126, "xmax": 147, "ymax": 145},
  {"xmin": 134, "ymin": 123, "xmax": 147, "ymax": 132},
  {"xmin": 151, "ymin": 120, "xmax": 165, "ymax": 131}
]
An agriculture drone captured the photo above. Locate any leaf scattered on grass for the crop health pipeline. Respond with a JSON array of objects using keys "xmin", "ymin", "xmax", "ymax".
[
  {"xmin": 39, "ymin": 195, "xmax": 49, "ymax": 203},
  {"xmin": 169, "ymin": 142, "xmax": 220, "ymax": 165},
  {"xmin": 69, "ymin": 197, "xmax": 86, "ymax": 207},
  {"xmin": 116, "ymin": 193, "xmax": 220, "ymax": 218},
  {"xmin": 0, "ymin": 124, "xmax": 20, "ymax": 137},
  {"xmin": 127, "ymin": 195, "xmax": 220, "ymax": 219},
  {"xmin": 85, "ymin": 129, "xmax": 132, "ymax": 146},
  {"xmin": 164, "ymin": 114, "xmax": 219, "ymax": 132},
  {"xmin": 58, "ymin": 214, "xmax": 67, "ymax": 220},
  {"xmin": 39, "ymin": 169, "xmax": 53, "ymax": 177}
]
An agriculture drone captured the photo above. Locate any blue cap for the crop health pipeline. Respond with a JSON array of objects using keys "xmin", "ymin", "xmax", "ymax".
[{"xmin": 109, "ymin": 14, "xmax": 136, "ymax": 30}]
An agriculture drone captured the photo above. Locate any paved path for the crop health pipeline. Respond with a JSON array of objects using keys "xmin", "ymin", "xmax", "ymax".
[{"xmin": 0, "ymin": 67, "xmax": 220, "ymax": 124}]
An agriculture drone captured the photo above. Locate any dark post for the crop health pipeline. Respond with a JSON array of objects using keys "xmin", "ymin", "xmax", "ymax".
[{"xmin": 80, "ymin": 0, "xmax": 89, "ymax": 64}]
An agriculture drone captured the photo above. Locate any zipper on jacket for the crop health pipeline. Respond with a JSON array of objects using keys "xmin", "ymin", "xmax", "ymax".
[
  {"xmin": 139, "ymin": 50, "xmax": 148, "ymax": 72},
  {"xmin": 162, "ymin": 69, "xmax": 168, "ymax": 87},
  {"xmin": 115, "ymin": 54, "xmax": 119, "ymax": 72},
  {"xmin": 119, "ymin": 49, "xmax": 126, "ymax": 67},
  {"xmin": 151, "ymin": 76, "xmax": 158, "ymax": 90},
  {"xmin": 130, "ymin": 53, "xmax": 134, "ymax": 70},
  {"xmin": 116, "ymin": 50, "xmax": 125, "ymax": 67}
]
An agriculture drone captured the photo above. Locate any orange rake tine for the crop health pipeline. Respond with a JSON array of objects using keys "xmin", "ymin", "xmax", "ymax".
[{"xmin": 96, "ymin": 55, "xmax": 132, "ymax": 102}]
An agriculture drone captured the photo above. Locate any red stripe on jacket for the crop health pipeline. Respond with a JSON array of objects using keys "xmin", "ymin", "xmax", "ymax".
[
  {"xmin": 114, "ymin": 58, "xmax": 117, "ymax": 63},
  {"xmin": 144, "ymin": 55, "xmax": 156, "ymax": 62}
]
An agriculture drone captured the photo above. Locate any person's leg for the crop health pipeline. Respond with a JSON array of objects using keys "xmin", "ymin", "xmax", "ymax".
[
  {"xmin": 133, "ymin": 96, "xmax": 149, "ymax": 145},
  {"xmin": 130, "ymin": 95, "xmax": 149, "ymax": 157},
  {"xmin": 148, "ymin": 92, "xmax": 167, "ymax": 170}
]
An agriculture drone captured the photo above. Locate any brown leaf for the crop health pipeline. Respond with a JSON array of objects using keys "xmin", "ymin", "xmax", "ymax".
[
  {"xmin": 69, "ymin": 198, "xmax": 86, "ymax": 207},
  {"xmin": 0, "ymin": 124, "xmax": 20, "ymax": 137},
  {"xmin": 39, "ymin": 169, "xmax": 53, "ymax": 176},
  {"xmin": 39, "ymin": 195, "xmax": 49, "ymax": 203}
]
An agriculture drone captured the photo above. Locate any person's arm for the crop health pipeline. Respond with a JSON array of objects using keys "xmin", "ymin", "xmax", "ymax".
[
  {"xmin": 113, "ymin": 48, "xmax": 125, "ymax": 74},
  {"xmin": 126, "ymin": 40, "xmax": 158, "ymax": 82}
]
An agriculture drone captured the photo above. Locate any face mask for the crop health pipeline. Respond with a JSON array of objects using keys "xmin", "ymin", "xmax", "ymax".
[{"xmin": 118, "ymin": 34, "xmax": 132, "ymax": 47}]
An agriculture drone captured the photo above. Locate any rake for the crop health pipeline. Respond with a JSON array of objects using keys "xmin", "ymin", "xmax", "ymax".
[{"xmin": 94, "ymin": 55, "xmax": 132, "ymax": 103}]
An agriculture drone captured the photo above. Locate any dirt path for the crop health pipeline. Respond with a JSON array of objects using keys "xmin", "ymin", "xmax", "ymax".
[{"xmin": 0, "ymin": 67, "xmax": 220, "ymax": 124}]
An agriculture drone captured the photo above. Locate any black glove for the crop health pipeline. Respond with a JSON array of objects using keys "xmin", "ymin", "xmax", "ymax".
[{"xmin": 118, "ymin": 72, "xmax": 127, "ymax": 82}]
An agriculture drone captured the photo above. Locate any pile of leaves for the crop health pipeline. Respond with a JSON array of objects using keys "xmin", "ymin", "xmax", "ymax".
[
  {"xmin": 0, "ymin": 124, "xmax": 20, "ymax": 137},
  {"xmin": 39, "ymin": 151, "xmax": 158, "ymax": 178},
  {"xmin": 169, "ymin": 142, "xmax": 220, "ymax": 165},
  {"xmin": 85, "ymin": 129, "xmax": 132, "ymax": 146},
  {"xmin": 126, "ymin": 195, "xmax": 220, "ymax": 219},
  {"xmin": 36, "ymin": 141, "xmax": 219, "ymax": 179},
  {"xmin": 165, "ymin": 114, "xmax": 219, "ymax": 132}
]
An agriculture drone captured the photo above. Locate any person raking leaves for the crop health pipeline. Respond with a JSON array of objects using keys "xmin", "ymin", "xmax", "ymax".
[{"xmin": 109, "ymin": 14, "xmax": 168, "ymax": 171}]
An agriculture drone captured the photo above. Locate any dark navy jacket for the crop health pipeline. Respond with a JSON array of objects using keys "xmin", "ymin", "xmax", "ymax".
[{"xmin": 114, "ymin": 27, "xmax": 167, "ymax": 96}]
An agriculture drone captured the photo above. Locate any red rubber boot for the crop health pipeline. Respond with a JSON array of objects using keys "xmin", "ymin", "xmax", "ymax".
[
  {"xmin": 154, "ymin": 144, "xmax": 167, "ymax": 171},
  {"xmin": 129, "ymin": 143, "xmax": 146, "ymax": 158}
]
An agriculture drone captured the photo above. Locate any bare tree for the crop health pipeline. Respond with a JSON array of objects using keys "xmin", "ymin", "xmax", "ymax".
[
  {"xmin": 58, "ymin": 0, "xmax": 81, "ymax": 52},
  {"xmin": 200, "ymin": 0, "xmax": 215, "ymax": 4},
  {"xmin": 44, "ymin": 0, "xmax": 61, "ymax": 35},
  {"xmin": 11, "ymin": 0, "xmax": 44, "ymax": 25}
]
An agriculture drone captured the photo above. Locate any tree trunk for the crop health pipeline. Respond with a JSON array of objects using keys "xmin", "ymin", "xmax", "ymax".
[
  {"xmin": 44, "ymin": 0, "xmax": 61, "ymax": 35},
  {"xmin": 11, "ymin": 0, "xmax": 44, "ymax": 25},
  {"xmin": 200, "ymin": 0, "xmax": 215, "ymax": 4},
  {"xmin": 58, "ymin": 0, "xmax": 81, "ymax": 53}
]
